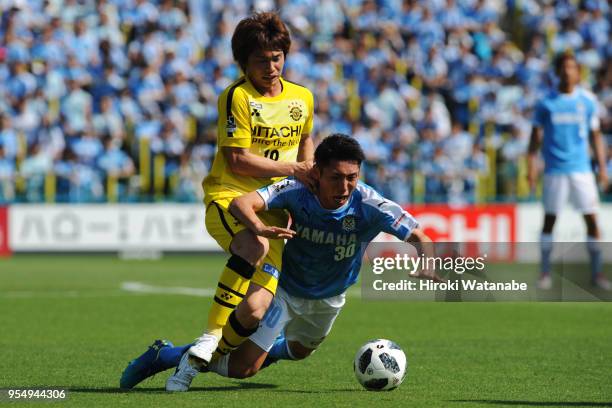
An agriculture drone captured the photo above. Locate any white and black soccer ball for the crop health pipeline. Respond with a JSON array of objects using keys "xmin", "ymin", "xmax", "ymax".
[{"xmin": 353, "ymin": 339, "xmax": 407, "ymax": 391}]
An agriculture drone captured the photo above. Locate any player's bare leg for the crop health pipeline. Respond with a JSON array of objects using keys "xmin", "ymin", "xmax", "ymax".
[
  {"xmin": 538, "ymin": 214, "xmax": 556, "ymax": 289},
  {"xmin": 209, "ymin": 339, "xmax": 316, "ymax": 379},
  {"xmin": 583, "ymin": 214, "xmax": 609, "ymax": 289}
]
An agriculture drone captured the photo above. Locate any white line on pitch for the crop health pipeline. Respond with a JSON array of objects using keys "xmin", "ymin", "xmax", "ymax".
[
  {"xmin": 120, "ymin": 281, "xmax": 361, "ymax": 298},
  {"xmin": 120, "ymin": 281, "xmax": 216, "ymax": 297},
  {"xmin": 0, "ymin": 290, "xmax": 125, "ymax": 299}
]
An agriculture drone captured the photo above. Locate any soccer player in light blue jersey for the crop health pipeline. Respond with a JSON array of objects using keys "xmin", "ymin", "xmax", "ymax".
[
  {"xmin": 527, "ymin": 52, "xmax": 609, "ymax": 290},
  {"xmin": 120, "ymin": 134, "xmax": 441, "ymax": 390}
]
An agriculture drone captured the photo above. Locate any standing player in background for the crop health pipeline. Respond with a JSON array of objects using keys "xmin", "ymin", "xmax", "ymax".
[
  {"xmin": 120, "ymin": 135, "xmax": 442, "ymax": 390},
  {"xmin": 161, "ymin": 12, "xmax": 315, "ymax": 390},
  {"xmin": 527, "ymin": 52, "xmax": 609, "ymax": 290}
]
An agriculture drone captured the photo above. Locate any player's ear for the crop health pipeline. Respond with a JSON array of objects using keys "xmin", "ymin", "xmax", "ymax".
[{"xmin": 313, "ymin": 164, "xmax": 321, "ymax": 180}]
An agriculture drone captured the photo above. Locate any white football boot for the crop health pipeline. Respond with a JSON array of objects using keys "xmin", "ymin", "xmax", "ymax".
[
  {"xmin": 165, "ymin": 353, "xmax": 200, "ymax": 392},
  {"xmin": 537, "ymin": 274, "xmax": 552, "ymax": 290},
  {"xmin": 594, "ymin": 275, "xmax": 611, "ymax": 290}
]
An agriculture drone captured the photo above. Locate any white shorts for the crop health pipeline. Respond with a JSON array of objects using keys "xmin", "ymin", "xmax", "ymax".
[
  {"xmin": 542, "ymin": 172, "xmax": 599, "ymax": 215},
  {"xmin": 250, "ymin": 287, "xmax": 346, "ymax": 352}
]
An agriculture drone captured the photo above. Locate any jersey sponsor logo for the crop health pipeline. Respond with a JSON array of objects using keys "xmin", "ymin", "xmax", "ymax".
[
  {"xmin": 342, "ymin": 215, "xmax": 356, "ymax": 232},
  {"xmin": 251, "ymin": 124, "xmax": 302, "ymax": 138},
  {"xmin": 295, "ymin": 222, "xmax": 357, "ymax": 246},
  {"xmin": 262, "ymin": 263, "xmax": 280, "ymax": 279},
  {"xmin": 288, "ymin": 101, "xmax": 303, "ymax": 121},
  {"xmin": 551, "ymin": 112, "xmax": 583, "ymax": 125}
]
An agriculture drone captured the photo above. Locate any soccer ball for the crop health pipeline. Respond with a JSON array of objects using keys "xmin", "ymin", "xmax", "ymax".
[{"xmin": 353, "ymin": 339, "xmax": 407, "ymax": 391}]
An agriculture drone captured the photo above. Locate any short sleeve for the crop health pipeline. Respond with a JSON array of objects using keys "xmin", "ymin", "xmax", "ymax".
[
  {"xmin": 359, "ymin": 184, "xmax": 419, "ymax": 241},
  {"xmin": 256, "ymin": 178, "xmax": 302, "ymax": 210},
  {"xmin": 217, "ymin": 86, "xmax": 252, "ymax": 148},
  {"xmin": 302, "ymin": 90, "xmax": 314, "ymax": 134}
]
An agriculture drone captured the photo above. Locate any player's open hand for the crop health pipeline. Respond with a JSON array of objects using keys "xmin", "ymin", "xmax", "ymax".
[
  {"xmin": 598, "ymin": 168, "xmax": 609, "ymax": 192},
  {"xmin": 255, "ymin": 226, "xmax": 296, "ymax": 240},
  {"xmin": 294, "ymin": 160, "xmax": 316, "ymax": 192},
  {"xmin": 527, "ymin": 167, "xmax": 538, "ymax": 192}
]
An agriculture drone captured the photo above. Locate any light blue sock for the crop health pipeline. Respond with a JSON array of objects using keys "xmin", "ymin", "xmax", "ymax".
[
  {"xmin": 540, "ymin": 233, "xmax": 553, "ymax": 275},
  {"xmin": 261, "ymin": 335, "xmax": 294, "ymax": 369},
  {"xmin": 587, "ymin": 237, "xmax": 602, "ymax": 282},
  {"xmin": 267, "ymin": 335, "xmax": 292, "ymax": 361},
  {"xmin": 159, "ymin": 343, "xmax": 194, "ymax": 368}
]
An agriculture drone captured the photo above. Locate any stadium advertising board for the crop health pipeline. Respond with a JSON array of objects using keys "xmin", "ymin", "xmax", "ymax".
[
  {"xmin": 8, "ymin": 204, "xmax": 219, "ymax": 252},
  {"xmin": 0, "ymin": 207, "xmax": 9, "ymax": 256},
  {"xmin": 5, "ymin": 204, "xmax": 612, "ymax": 254},
  {"xmin": 405, "ymin": 204, "xmax": 516, "ymax": 243}
]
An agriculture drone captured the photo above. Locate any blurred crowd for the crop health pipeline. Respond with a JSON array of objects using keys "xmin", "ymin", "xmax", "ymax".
[{"xmin": 0, "ymin": 0, "xmax": 610, "ymax": 204}]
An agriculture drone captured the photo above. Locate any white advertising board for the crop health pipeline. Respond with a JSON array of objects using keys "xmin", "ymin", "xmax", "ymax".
[{"xmin": 8, "ymin": 204, "xmax": 220, "ymax": 251}]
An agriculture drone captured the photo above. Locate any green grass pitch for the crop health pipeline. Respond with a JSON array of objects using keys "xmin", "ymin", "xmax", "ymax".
[{"xmin": 1, "ymin": 255, "xmax": 611, "ymax": 407}]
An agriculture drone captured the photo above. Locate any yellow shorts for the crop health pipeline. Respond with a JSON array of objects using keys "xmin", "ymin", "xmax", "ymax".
[{"xmin": 205, "ymin": 198, "xmax": 287, "ymax": 295}]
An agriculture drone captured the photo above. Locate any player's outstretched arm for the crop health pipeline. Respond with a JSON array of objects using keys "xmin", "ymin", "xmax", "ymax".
[
  {"xmin": 229, "ymin": 191, "xmax": 296, "ymax": 240},
  {"xmin": 223, "ymin": 146, "xmax": 312, "ymax": 179},
  {"xmin": 527, "ymin": 126, "xmax": 543, "ymax": 192},
  {"xmin": 406, "ymin": 228, "xmax": 445, "ymax": 283}
]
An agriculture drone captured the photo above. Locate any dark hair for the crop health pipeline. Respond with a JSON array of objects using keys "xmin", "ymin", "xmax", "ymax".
[
  {"xmin": 553, "ymin": 50, "xmax": 578, "ymax": 74},
  {"xmin": 231, "ymin": 12, "xmax": 291, "ymax": 72},
  {"xmin": 315, "ymin": 134, "xmax": 365, "ymax": 169}
]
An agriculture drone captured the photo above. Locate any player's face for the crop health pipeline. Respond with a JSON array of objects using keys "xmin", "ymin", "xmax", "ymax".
[
  {"xmin": 557, "ymin": 58, "xmax": 580, "ymax": 89},
  {"xmin": 316, "ymin": 160, "xmax": 360, "ymax": 209},
  {"xmin": 245, "ymin": 49, "xmax": 285, "ymax": 95}
]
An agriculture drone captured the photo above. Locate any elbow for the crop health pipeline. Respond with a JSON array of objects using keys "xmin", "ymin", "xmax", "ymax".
[
  {"xmin": 225, "ymin": 151, "xmax": 249, "ymax": 176},
  {"xmin": 408, "ymin": 228, "xmax": 428, "ymax": 243},
  {"xmin": 226, "ymin": 158, "xmax": 248, "ymax": 176}
]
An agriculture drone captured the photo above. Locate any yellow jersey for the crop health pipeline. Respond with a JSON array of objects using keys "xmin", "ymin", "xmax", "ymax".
[{"xmin": 203, "ymin": 76, "xmax": 314, "ymax": 206}]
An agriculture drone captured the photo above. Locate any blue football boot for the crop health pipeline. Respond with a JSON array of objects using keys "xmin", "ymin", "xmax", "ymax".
[{"xmin": 120, "ymin": 339, "xmax": 174, "ymax": 389}]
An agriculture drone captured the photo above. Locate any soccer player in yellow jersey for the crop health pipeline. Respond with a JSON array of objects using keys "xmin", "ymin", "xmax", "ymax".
[{"xmin": 166, "ymin": 12, "xmax": 314, "ymax": 391}]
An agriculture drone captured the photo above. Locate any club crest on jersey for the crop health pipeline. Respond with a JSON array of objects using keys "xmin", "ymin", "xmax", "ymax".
[
  {"xmin": 342, "ymin": 215, "xmax": 356, "ymax": 232},
  {"xmin": 288, "ymin": 101, "xmax": 303, "ymax": 121}
]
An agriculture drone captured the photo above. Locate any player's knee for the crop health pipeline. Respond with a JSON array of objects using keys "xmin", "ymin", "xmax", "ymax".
[
  {"xmin": 583, "ymin": 214, "xmax": 598, "ymax": 236},
  {"xmin": 242, "ymin": 297, "xmax": 271, "ymax": 323},
  {"xmin": 236, "ymin": 288, "xmax": 273, "ymax": 327},
  {"xmin": 542, "ymin": 214, "xmax": 556, "ymax": 233},
  {"xmin": 288, "ymin": 342, "xmax": 315, "ymax": 360},
  {"xmin": 229, "ymin": 361, "xmax": 260, "ymax": 379}
]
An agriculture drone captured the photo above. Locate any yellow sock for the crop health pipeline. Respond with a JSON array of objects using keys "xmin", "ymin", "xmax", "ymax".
[
  {"xmin": 206, "ymin": 255, "xmax": 255, "ymax": 333},
  {"xmin": 215, "ymin": 310, "xmax": 258, "ymax": 358}
]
